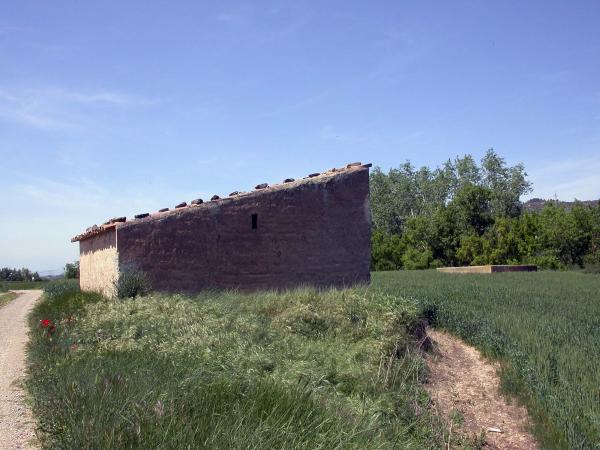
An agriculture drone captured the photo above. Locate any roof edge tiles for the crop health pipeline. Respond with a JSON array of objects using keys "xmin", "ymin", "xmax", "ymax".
[{"xmin": 71, "ymin": 162, "xmax": 371, "ymax": 242}]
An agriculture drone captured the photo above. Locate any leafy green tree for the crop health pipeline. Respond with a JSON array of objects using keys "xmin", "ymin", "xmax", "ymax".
[
  {"xmin": 370, "ymin": 162, "xmax": 451, "ymax": 234},
  {"xmin": 536, "ymin": 205, "xmax": 582, "ymax": 266},
  {"xmin": 455, "ymin": 234, "xmax": 486, "ymax": 266},
  {"xmin": 401, "ymin": 247, "xmax": 435, "ymax": 270},
  {"xmin": 583, "ymin": 202, "xmax": 600, "ymax": 267},
  {"xmin": 481, "ymin": 148, "xmax": 532, "ymax": 218},
  {"xmin": 64, "ymin": 261, "xmax": 80, "ymax": 279},
  {"xmin": 451, "ymin": 154, "xmax": 482, "ymax": 190},
  {"xmin": 370, "ymin": 151, "xmax": 599, "ymax": 271},
  {"xmin": 370, "ymin": 230, "xmax": 404, "ymax": 270},
  {"xmin": 370, "ymin": 149, "xmax": 531, "ymax": 237},
  {"xmin": 0, "ymin": 267, "xmax": 41, "ymax": 281},
  {"xmin": 449, "ymin": 184, "xmax": 493, "ymax": 236},
  {"xmin": 370, "ymin": 167, "xmax": 404, "ymax": 234}
]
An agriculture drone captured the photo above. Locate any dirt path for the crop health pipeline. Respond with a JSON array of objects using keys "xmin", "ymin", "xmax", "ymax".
[
  {"xmin": 426, "ymin": 328, "xmax": 537, "ymax": 450},
  {"xmin": 0, "ymin": 290, "xmax": 41, "ymax": 450}
]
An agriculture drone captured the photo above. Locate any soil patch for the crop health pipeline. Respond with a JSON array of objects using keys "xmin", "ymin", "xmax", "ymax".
[{"xmin": 426, "ymin": 328, "xmax": 537, "ymax": 449}]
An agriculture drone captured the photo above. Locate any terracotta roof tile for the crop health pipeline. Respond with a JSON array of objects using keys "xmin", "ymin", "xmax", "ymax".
[{"xmin": 71, "ymin": 162, "xmax": 370, "ymax": 242}]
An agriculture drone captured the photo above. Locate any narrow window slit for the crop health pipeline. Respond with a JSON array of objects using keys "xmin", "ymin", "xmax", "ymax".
[{"xmin": 251, "ymin": 214, "xmax": 258, "ymax": 229}]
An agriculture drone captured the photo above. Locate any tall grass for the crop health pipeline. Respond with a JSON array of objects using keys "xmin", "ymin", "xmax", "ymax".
[
  {"xmin": 42, "ymin": 278, "xmax": 80, "ymax": 299},
  {"xmin": 374, "ymin": 270, "xmax": 600, "ymax": 449},
  {"xmin": 27, "ymin": 286, "xmax": 465, "ymax": 449}
]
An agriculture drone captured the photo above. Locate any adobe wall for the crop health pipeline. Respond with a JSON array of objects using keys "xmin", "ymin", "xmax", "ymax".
[
  {"xmin": 116, "ymin": 168, "xmax": 371, "ymax": 292},
  {"xmin": 79, "ymin": 228, "xmax": 119, "ymax": 298}
]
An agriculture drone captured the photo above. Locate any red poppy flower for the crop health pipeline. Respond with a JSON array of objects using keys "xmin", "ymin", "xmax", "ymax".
[{"xmin": 40, "ymin": 319, "xmax": 52, "ymax": 328}]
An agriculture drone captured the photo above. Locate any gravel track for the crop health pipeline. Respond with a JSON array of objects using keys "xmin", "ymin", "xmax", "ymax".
[{"xmin": 0, "ymin": 290, "xmax": 41, "ymax": 450}]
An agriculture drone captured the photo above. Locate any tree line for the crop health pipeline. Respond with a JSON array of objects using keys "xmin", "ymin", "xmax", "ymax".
[
  {"xmin": 0, "ymin": 262, "xmax": 79, "ymax": 281},
  {"xmin": 370, "ymin": 149, "xmax": 600, "ymax": 270},
  {"xmin": 0, "ymin": 267, "xmax": 42, "ymax": 282}
]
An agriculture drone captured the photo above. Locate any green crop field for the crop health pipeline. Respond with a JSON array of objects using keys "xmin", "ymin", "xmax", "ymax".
[
  {"xmin": 26, "ymin": 272, "xmax": 600, "ymax": 449},
  {"xmin": 374, "ymin": 270, "xmax": 600, "ymax": 449},
  {"xmin": 0, "ymin": 280, "xmax": 48, "ymax": 292}
]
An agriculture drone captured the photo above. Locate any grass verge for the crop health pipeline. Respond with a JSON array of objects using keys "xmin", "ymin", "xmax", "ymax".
[
  {"xmin": 0, "ymin": 291, "xmax": 18, "ymax": 308},
  {"xmin": 27, "ymin": 283, "xmax": 474, "ymax": 449},
  {"xmin": 374, "ymin": 270, "xmax": 600, "ymax": 449},
  {"xmin": 0, "ymin": 280, "xmax": 48, "ymax": 291}
]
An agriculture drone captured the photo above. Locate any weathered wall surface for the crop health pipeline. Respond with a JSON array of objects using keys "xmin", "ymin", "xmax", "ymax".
[
  {"xmin": 79, "ymin": 229, "xmax": 119, "ymax": 297},
  {"xmin": 117, "ymin": 168, "xmax": 371, "ymax": 292}
]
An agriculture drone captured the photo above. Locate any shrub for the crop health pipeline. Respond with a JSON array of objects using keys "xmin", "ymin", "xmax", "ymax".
[
  {"xmin": 115, "ymin": 267, "xmax": 152, "ymax": 299},
  {"xmin": 525, "ymin": 254, "xmax": 564, "ymax": 270},
  {"xmin": 371, "ymin": 230, "xmax": 404, "ymax": 270},
  {"xmin": 583, "ymin": 253, "xmax": 600, "ymax": 274},
  {"xmin": 43, "ymin": 279, "xmax": 80, "ymax": 300},
  {"xmin": 583, "ymin": 265, "xmax": 600, "ymax": 274},
  {"xmin": 456, "ymin": 234, "xmax": 485, "ymax": 266},
  {"xmin": 373, "ymin": 259, "xmax": 397, "ymax": 271},
  {"xmin": 583, "ymin": 262, "xmax": 600, "ymax": 274},
  {"xmin": 402, "ymin": 248, "xmax": 433, "ymax": 270}
]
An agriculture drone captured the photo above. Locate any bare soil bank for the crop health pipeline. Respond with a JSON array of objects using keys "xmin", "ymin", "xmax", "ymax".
[{"xmin": 426, "ymin": 328, "xmax": 537, "ymax": 449}]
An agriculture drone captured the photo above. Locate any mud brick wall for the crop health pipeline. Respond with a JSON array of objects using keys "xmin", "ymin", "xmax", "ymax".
[
  {"xmin": 79, "ymin": 228, "xmax": 119, "ymax": 297},
  {"xmin": 116, "ymin": 168, "xmax": 371, "ymax": 292}
]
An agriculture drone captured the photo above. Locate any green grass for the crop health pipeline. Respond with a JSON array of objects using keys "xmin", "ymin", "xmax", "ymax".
[
  {"xmin": 29, "ymin": 272, "xmax": 599, "ymax": 448},
  {"xmin": 27, "ymin": 282, "xmax": 471, "ymax": 449},
  {"xmin": 0, "ymin": 280, "xmax": 48, "ymax": 292},
  {"xmin": 374, "ymin": 270, "xmax": 600, "ymax": 449},
  {"xmin": 0, "ymin": 291, "xmax": 18, "ymax": 307},
  {"xmin": 0, "ymin": 280, "xmax": 45, "ymax": 305}
]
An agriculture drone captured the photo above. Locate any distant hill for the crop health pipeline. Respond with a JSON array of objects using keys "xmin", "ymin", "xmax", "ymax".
[
  {"xmin": 38, "ymin": 269, "xmax": 64, "ymax": 280},
  {"xmin": 42, "ymin": 274, "xmax": 65, "ymax": 281},
  {"xmin": 523, "ymin": 198, "xmax": 600, "ymax": 213}
]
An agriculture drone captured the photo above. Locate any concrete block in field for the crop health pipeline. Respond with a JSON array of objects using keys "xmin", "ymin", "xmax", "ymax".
[{"xmin": 436, "ymin": 265, "xmax": 538, "ymax": 274}]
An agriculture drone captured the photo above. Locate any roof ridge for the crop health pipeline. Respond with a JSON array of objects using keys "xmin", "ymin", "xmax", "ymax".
[{"xmin": 71, "ymin": 162, "xmax": 371, "ymax": 242}]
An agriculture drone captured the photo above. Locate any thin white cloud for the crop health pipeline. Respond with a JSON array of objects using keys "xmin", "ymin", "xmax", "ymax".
[
  {"xmin": 2, "ymin": 139, "xmax": 228, "ymax": 268},
  {"xmin": 39, "ymin": 87, "xmax": 156, "ymax": 106},
  {"xmin": 0, "ymin": 171, "xmax": 215, "ymax": 270},
  {"xmin": 527, "ymin": 157, "xmax": 600, "ymax": 201},
  {"xmin": 0, "ymin": 104, "xmax": 79, "ymax": 130},
  {"xmin": 538, "ymin": 70, "xmax": 573, "ymax": 84},
  {"xmin": 0, "ymin": 25, "xmax": 32, "ymax": 35},
  {"xmin": 0, "ymin": 85, "xmax": 156, "ymax": 131},
  {"xmin": 216, "ymin": 4, "xmax": 312, "ymax": 45},
  {"xmin": 531, "ymin": 156, "xmax": 599, "ymax": 175},
  {"xmin": 11, "ymin": 173, "xmax": 210, "ymax": 224},
  {"xmin": 216, "ymin": 13, "xmax": 247, "ymax": 25}
]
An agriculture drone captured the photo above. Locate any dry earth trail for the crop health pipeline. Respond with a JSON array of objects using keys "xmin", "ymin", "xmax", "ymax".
[
  {"xmin": 0, "ymin": 290, "xmax": 41, "ymax": 450},
  {"xmin": 426, "ymin": 328, "xmax": 537, "ymax": 450}
]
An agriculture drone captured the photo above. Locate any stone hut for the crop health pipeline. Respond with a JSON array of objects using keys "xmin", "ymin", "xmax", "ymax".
[{"xmin": 72, "ymin": 163, "xmax": 372, "ymax": 297}]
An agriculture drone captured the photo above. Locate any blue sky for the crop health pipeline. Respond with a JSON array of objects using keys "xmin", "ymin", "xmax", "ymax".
[{"xmin": 1, "ymin": 0, "xmax": 599, "ymax": 271}]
